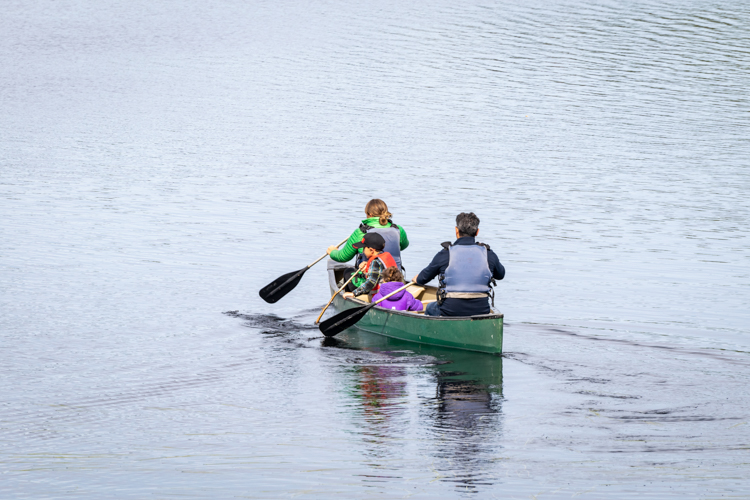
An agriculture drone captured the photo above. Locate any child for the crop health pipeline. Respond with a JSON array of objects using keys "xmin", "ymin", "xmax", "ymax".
[
  {"xmin": 371, "ymin": 267, "xmax": 423, "ymax": 312},
  {"xmin": 343, "ymin": 233, "xmax": 398, "ymax": 298}
]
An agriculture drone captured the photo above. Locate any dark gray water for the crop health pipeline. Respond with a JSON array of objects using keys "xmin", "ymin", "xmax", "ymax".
[{"xmin": 2, "ymin": 0, "xmax": 749, "ymax": 498}]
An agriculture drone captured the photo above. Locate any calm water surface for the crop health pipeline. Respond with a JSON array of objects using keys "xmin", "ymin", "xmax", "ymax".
[{"xmin": 1, "ymin": 0, "xmax": 749, "ymax": 498}]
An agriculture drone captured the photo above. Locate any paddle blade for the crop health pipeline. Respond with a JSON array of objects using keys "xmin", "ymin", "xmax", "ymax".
[
  {"xmin": 259, "ymin": 268, "xmax": 307, "ymax": 303},
  {"xmin": 318, "ymin": 304, "xmax": 371, "ymax": 337}
]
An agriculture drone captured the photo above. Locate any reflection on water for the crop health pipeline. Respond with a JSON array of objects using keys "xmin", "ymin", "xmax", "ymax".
[
  {"xmin": 328, "ymin": 329, "xmax": 504, "ymax": 489},
  {"xmin": 351, "ymin": 365, "xmax": 407, "ymax": 425},
  {"xmin": 429, "ymin": 372, "xmax": 503, "ymax": 489}
]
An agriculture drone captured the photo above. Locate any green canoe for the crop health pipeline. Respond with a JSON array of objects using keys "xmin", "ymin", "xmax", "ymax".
[{"xmin": 326, "ymin": 261, "xmax": 504, "ymax": 354}]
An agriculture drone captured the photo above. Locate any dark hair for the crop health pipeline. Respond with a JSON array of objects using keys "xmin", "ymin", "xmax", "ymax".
[
  {"xmin": 456, "ymin": 212, "xmax": 480, "ymax": 237},
  {"xmin": 365, "ymin": 199, "xmax": 392, "ymax": 226},
  {"xmin": 382, "ymin": 266, "xmax": 404, "ymax": 283}
]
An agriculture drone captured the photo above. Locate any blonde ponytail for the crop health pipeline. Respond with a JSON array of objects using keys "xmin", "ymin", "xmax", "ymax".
[{"xmin": 364, "ymin": 199, "xmax": 393, "ymax": 226}]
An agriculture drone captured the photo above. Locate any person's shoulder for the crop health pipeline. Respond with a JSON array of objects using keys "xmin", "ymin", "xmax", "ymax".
[
  {"xmin": 350, "ymin": 223, "xmax": 366, "ymax": 238},
  {"xmin": 477, "ymin": 241, "xmax": 500, "ymax": 256},
  {"xmin": 362, "ymin": 217, "xmax": 392, "ymax": 228},
  {"xmin": 431, "ymin": 242, "xmax": 450, "ymax": 259},
  {"xmin": 476, "ymin": 241, "xmax": 502, "ymax": 264},
  {"xmin": 392, "ymin": 221, "xmax": 407, "ymax": 232}
]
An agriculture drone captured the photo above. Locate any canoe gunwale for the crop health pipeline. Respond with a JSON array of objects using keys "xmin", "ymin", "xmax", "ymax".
[{"xmin": 340, "ymin": 295, "xmax": 504, "ymax": 321}]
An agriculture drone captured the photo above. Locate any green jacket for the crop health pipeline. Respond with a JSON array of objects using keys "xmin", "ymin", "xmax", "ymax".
[{"xmin": 330, "ymin": 217, "xmax": 409, "ymax": 263}]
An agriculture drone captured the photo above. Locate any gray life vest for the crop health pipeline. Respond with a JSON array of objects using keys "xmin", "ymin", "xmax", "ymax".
[
  {"xmin": 439, "ymin": 243, "xmax": 492, "ymax": 300},
  {"xmin": 356, "ymin": 222, "xmax": 403, "ymax": 270}
]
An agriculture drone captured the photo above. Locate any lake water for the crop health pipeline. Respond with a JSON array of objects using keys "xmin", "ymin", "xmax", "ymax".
[{"xmin": 1, "ymin": 0, "xmax": 749, "ymax": 498}]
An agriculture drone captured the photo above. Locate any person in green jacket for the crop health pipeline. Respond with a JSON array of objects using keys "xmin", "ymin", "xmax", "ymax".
[{"xmin": 327, "ymin": 199, "xmax": 409, "ymax": 291}]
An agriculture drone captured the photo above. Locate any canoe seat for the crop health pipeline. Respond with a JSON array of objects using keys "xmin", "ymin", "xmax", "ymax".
[
  {"xmin": 405, "ymin": 285, "xmax": 425, "ymax": 300},
  {"xmin": 355, "ymin": 294, "xmax": 371, "ymax": 304},
  {"xmin": 422, "ymin": 299, "xmax": 437, "ymax": 307}
]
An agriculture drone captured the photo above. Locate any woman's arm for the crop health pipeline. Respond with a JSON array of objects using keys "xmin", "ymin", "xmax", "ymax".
[
  {"xmin": 329, "ymin": 228, "xmax": 364, "ymax": 262},
  {"xmin": 398, "ymin": 226, "xmax": 409, "ymax": 250}
]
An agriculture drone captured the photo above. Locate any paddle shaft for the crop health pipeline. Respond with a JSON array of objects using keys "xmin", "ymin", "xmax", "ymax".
[
  {"xmin": 369, "ymin": 281, "xmax": 416, "ymax": 307},
  {"xmin": 307, "ymin": 237, "xmax": 347, "ymax": 269},
  {"xmin": 265, "ymin": 238, "xmax": 348, "ymax": 298},
  {"xmin": 315, "ymin": 269, "xmax": 362, "ymax": 324}
]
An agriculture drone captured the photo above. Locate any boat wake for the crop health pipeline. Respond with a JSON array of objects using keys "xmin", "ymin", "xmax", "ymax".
[
  {"xmin": 223, "ymin": 310, "xmax": 320, "ymax": 333},
  {"xmin": 223, "ymin": 311, "xmax": 442, "ymax": 366}
]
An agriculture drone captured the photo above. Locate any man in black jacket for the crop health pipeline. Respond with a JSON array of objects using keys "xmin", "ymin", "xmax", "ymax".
[{"xmin": 412, "ymin": 212, "xmax": 505, "ymax": 317}]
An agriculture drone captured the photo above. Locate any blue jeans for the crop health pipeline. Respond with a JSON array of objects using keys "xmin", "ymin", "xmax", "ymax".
[{"xmin": 425, "ymin": 301, "xmax": 441, "ymax": 316}]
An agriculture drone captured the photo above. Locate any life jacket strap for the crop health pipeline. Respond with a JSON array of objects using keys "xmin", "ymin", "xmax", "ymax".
[
  {"xmin": 443, "ymin": 292, "xmax": 489, "ymax": 299},
  {"xmin": 440, "ymin": 240, "xmax": 489, "ymax": 250},
  {"xmin": 359, "ymin": 220, "xmax": 399, "ymax": 232}
]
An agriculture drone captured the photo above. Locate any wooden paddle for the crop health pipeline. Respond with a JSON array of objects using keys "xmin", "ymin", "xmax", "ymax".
[
  {"xmin": 318, "ymin": 282, "xmax": 415, "ymax": 337},
  {"xmin": 314, "ymin": 269, "xmax": 364, "ymax": 324},
  {"xmin": 259, "ymin": 238, "xmax": 347, "ymax": 304}
]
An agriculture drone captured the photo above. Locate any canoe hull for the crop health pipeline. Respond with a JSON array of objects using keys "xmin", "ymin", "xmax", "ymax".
[{"xmin": 327, "ymin": 266, "xmax": 503, "ymax": 354}]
